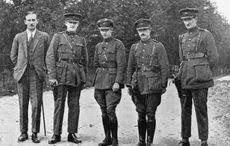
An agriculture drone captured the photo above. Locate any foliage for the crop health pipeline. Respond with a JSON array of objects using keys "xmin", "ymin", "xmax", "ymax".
[{"xmin": 0, "ymin": 0, "xmax": 230, "ymax": 71}]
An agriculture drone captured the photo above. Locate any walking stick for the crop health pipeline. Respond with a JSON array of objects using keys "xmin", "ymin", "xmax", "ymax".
[{"xmin": 41, "ymin": 99, "xmax": 46, "ymax": 136}]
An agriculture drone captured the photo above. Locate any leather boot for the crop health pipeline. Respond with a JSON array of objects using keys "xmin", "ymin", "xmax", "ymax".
[
  {"xmin": 68, "ymin": 133, "xmax": 82, "ymax": 144},
  {"xmin": 146, "ymin": 120, "xmax": 156, "ymax": 146},
  {"xmin": 48, "ymin": 134, "xmax": 61, "ymax": 144},
  {"xmin": 99, "ymin": 116, "xmax": 112, "ymax": 146},
  {"xmin": 137, "ymin": 120, "xmax": 146, "ymax": 146},
  {"xmin": 110, "ymin": 118, "xmax": 118, "ymax": 146},
  {"xmin": 18, "ymin": 133, "xmax": 28, "ymax": 142},
  {"xmin": 31, "ymin": 133, "xmax": 40, "ymax": 143},
  {"xmin": 178, "ymin": 139, "xmax": 190, "ymax": 146}
]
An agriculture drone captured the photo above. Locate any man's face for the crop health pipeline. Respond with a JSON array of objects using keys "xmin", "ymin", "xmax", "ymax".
[
  {"xmin": 99, "ymin": 27, "xmax": 113, "ymax": 39},
  {"xmin": 24, "ymin": 13, "xmax": 38, "ymax": 31},
  {"xmin": 65, "ymin": 20, "xmax": 79, "ymax": 32},
  {"xmin": 182, "ymin": 17, "xmax": 198, "ymax": 30},
  {"xmin": 137, "ymin": 27, "xmax": 151, "ymax": 41}
]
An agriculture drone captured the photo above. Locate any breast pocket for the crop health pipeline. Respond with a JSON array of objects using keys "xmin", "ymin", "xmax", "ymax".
[{"xmin": 106, "ymin": 49, "xmax": 116, "ymax": 61}]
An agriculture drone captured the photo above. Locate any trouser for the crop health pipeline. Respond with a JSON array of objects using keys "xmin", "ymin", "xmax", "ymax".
[
  {"xmin": 94, "ymin": 89, "xmax": 121, "ymax": 140},
  {"xmin": 132, "ymin": 93, "xmax": 161, "ymax": 143},
  {"xmin": 17, "ymin": 66, "xmax": 43, "ymax": 133},
  {"xmin": 180, "ymin": 88, "xmax": 209, "ymax": 141},
  {"xmin": 52, "ymin": 85, "xmax": 81, "ymax": 135}
]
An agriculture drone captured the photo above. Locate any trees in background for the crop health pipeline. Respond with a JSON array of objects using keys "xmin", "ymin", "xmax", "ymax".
[{"xmin": 0, "ymin": 0, "xmax": 230, "ymax": 73}]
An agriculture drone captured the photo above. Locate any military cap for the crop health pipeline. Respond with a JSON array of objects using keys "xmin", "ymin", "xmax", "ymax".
[
  {"xmin": 179, "ymin": 7, "xmax": 199, "ymax": 19},
  {"xmin": 64, "ymin": 13, "xmax": 82, "ymax": 22},
  {"xmin": 97, "ymin": 18, "xmax": 114, "ymax": 29},
  {"xmin": 134, "ymin": 18, "xmax": 152, "ymax": 30}
]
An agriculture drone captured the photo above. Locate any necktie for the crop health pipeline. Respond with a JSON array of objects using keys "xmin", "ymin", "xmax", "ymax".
[{"xmin": 28, "ymin": 33, "xmax": 33, "ymax": 44}]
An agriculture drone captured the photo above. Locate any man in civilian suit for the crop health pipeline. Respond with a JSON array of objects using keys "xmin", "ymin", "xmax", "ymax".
[{"xmin": 10, "ymin": 10, "xmax": 50, "ymax": 143}]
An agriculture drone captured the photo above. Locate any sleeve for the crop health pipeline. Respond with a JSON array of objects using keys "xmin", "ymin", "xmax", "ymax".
[
  {"xmin": 46, "ymin": 33, "xmax": 59, "ymax": 80},
  {"xmin": 157, "ymin": 42, "xmax": 170, "ymax": 88},
  {"xmin": 44, "ymin": 33, "xmax": 51, "ymax": 69},
  {"xmin": 178, "ymin": 34, "xmax": 183, "ymax": 62},
  {"xmin": 126, "ymin": 44, "xmax": 136, "ymax": 86},
  {"xmin": 10, "ymin": 34, "xmax": 19, "ymax": 66},
  {"xmin": 115, "ymin": 41, "xmax": 126, "ymax": 84},
  {"xmin": 205, "ymin": 31, "xmax": 219, "ymax": 67},
  {"xmin": 94, "ymin": 44, "xmax": 99, "ymax": 68},
  {"xmin": 82, "ymin": 38, "xmax": 89, "ymax": 76}
]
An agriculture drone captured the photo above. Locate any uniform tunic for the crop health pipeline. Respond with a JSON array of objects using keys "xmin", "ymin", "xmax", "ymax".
[
  {"xmin": 179, "ymin": 27, "xmax": 219, "ymax": 89},
  {"xmin": 127, "ymin": 39, "xmax": 169, "ymax": 95}
]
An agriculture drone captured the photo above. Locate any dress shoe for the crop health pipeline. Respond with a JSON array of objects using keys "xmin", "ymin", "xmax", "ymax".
[
  {"xmin": 99, "ymin": 137, "xmax": 112, "ymax": 146},
  {"xmin": 137, "ymin": 141, "xmax": 146, "ymax": 146},
  {"xmin": 68, "ymin": 133, "xmax": 82, "ymax": 144},
  {"xmin": 48, "ymin": 134, "xmax": 61, "ymax": 144},
  {"xmin": 178, "ymin": 140, "xmax": 190, "ymax": 146},
  {"xmin": 201, "ymin": 140, "xmax": 208, "ymax": 146},
  {"xmin": 18, "ymin": 133, "xmax": 28, "ymax": 142},
  {"xmin": 112, "ymin": 138, "xmax": 118, "ymax": 146},
  {"xmin": 32, "ymin": 133, "xmax": 40, "ymax": 143}
]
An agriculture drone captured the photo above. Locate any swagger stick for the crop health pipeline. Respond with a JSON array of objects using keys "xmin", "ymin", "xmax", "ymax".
[{"xmin": 41, "ymin": 99, "xmax": 46, "ymax": 136}]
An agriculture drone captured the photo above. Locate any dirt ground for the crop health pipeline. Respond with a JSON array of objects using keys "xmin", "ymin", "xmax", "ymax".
[{"xmin": 0, "ymin": 79, "xmax": 230, "ymax": 146}]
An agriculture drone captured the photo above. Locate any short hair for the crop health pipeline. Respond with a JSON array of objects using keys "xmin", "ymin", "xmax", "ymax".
[{"xmin": 24, "ymin": 11, "xmax": 37, "ymax": 19}]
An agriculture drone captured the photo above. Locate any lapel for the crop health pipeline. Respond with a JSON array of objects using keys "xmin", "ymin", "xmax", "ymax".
[
  {"xmin": 32, "ymin": 30, "xmax": 41, "ymax": 53},
  {"xmin": 22, "ymin": 31, "xmax": 28, "ymax": 57}
]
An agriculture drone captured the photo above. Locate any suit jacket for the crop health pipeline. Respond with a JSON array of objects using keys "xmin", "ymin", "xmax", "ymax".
[{"xmin": 10, "ymin": 30, "xmax": 50, "ymax": 82}]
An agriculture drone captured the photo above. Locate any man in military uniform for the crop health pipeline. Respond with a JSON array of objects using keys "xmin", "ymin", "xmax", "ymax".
[
  {"xmin": 93, "ymin": 18, "xmax": 126, "ymax": 146},
  {"xmin": 11, "ymin": 10, "xmax": 50, "ymax": 143},
  {"xmin": 126, "ymin": 18, "xmax": 169, "ymax": 146},
  {"xmin": 177, "ymin": 8, "xmax": 219, "ymax": 146},
  {"xmin": 46, "ymin": 12, "xmax": 88, "ymax": 144}
]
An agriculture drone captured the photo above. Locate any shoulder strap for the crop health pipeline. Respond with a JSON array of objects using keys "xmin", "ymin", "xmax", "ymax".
[
  {"xmin": 63, "ymin": 33, "xmax": 73, "ymax": 49},
  {"xmin": 150, "ymin": 42, "xmax": 156, "ymax": 65},
  {"xmin": 195, "ymin": 31, "xmax": 202, "ymax": 52}
]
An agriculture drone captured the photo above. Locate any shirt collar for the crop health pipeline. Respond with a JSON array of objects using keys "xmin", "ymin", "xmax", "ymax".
[
  {"xmin": 103, "ymin": 37, "xmax": 113, "ymax": 42},
  {"xmin": 26, "ymin": 29, "xmax": 37, "ymax": 38}
]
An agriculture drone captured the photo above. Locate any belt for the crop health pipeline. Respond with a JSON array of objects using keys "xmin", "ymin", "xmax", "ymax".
[
  {"xmin": 59, "ymin": 58, "xmax": 80, "ymax": 64},
  {"xmin": 186, "ymin": 52, "xmax": 205, "ymax": 59},
  {"xmin": 99, "ymin": 62, "xmax": 116, "ymax": 68},
  {"xmin": 137, "ymin": 65, "xmax": 160, "ymax": 73}
]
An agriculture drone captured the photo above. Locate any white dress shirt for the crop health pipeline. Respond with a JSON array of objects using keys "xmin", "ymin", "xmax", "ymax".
[{"xmin": 26, "ymin": 29, "xmax": 36, "ymax": 41}]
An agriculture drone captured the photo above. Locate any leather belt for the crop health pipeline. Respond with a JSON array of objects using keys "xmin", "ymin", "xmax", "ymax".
[{"xmin": 59, "ymin": 58, "xmax": 80, "ymax": 64}]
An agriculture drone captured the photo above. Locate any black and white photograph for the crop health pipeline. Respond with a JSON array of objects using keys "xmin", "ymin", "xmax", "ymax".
[{"xmin": 0, "ymin": 0, "xmax": 230, "ymax": 145}]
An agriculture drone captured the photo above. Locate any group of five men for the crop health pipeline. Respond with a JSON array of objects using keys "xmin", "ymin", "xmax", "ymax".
[{"xmin": 10, "ymin": 7, "xmax": 218, "ymax": 146}]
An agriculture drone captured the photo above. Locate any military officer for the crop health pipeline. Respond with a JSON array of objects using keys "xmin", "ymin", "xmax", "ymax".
[
  {"xmin": 177, "ymin": 8, "xmax": 219, "ymax": 146},
  {"xmin": 126, "ymin": 18, "xmax": 169, "ymax": 146},
  {"xmin": 46, "ymin": 12, "xmax": 88, "ymax": 144},
  {"xmin": 93, "ymin": 18, "xmax": 126, "ymax": 146}
]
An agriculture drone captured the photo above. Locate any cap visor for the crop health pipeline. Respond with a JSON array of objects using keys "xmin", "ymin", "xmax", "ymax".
[
  {"xmin": 181, "ymin": 16, "xmax": 194, "ymax": 20},
  {"xmin": 99, "ymin": 27, "xmax": 111, "ymax": 30},
  {"xmin": 136, "ymin": 27, "xmax": 151, "ymax": 31}
]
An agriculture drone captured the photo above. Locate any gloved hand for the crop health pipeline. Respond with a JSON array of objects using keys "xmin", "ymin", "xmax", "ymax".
[
  {"xmin": 112, "ymin": 83, "xmax": 120, "ymax": 92},
  {"xmin": 49, "ymin": 79, "xmax": 58, "ymax": 87}
]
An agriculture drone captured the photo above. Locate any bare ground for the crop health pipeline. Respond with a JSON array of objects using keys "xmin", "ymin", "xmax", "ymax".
[{"xmin": 0, "ymin": 79, "xmax": 230, "ymax": 146}]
